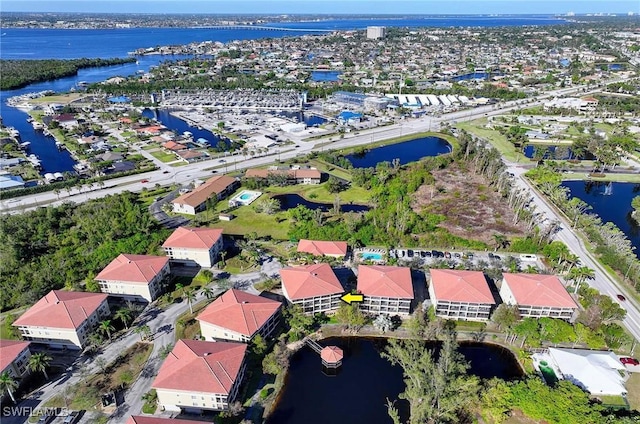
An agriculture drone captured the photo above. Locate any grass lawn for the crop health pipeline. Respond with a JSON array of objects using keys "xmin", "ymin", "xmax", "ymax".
[
  {"xmin": 309, "ymin": 159, "xmax": 353, "ymax": 181},
  {"xmin": 175, "ymin": 300, "xmax": 211, "ymax": 340},
  {"xmin": 150, "ymin": 150, "xmax": 178, "ymax": 163},
  {"xmin": 264, "ymin": 182, "xmax": 371, "ymax": 204},
  {"xmin": 625, "ymin": 373, "xmax": 640, "ymax": 411},
  {"xmin": 170, "ymin": 161, "xmax": 189, "ymax": 167},
  {"xmin": 596, "ymin": 394, "xmax": 628, "ymax": 409},
  {"xmin": 562, "ymin": 172, "xmax": 640, "ymax": 183},
  {"xmin": 212, "ymin": 201, "xmax": 290, "ymax": 240},
  {"xmin": 457, "ymin": 120, "xmax": 527, "ymax": 162},
  {"xmin": 29, "ymin": 93, "xmax": 85, "ymax": 104},
  {"xmin": 223, "ymin": 255, "xmax": 260, "ymax": 274},
  {"xmin": 142, "ymin": 142, "xmax": 160, "ymax": 150}
]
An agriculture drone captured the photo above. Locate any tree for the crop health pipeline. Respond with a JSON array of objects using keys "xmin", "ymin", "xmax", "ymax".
[
  {"xmin": 28, "ymin": 352, "xmax": 52, "ymax": 380},
  {"xmin": 326, "ymin": 176, "xmax": 343, "ymax": 193},
  {"xmin": 382, "ymin": 331, "xmax": 479, "ymax": 424},
  {"xmin": 115, "ymin": 307, "xmax": 133, "ymax": 330},
  {"xmin": 184, "ymin": 287, "xmax": 196, "ymax": 314},
  {"xmin": 284, "ymin": 305, "xmax": 314, "ymax": 339},
  {"xmin": 99, "ymin": 319, "xmax": 115, "ymax": 341},
  {"xmin": 251, "ymin": 334, "xmax": 268, "ymax": 356},
  {"xmin": 493, "ymin": 233, "xmax": 509, "ymax": 251},
  {"xmin": 200, "ymin": 286, "xmax": 216, "ymax": 300},
  {"xmin": 0, "ymin": 371, "xmax": 18, "ymax": 403},
  {"xmin": 491, "ymin": 304, "xmax": 520, "ymax": 332},
  {"xmin": 335, "ymin": 303, "xmax": 367, "ymax": 331},
  {"xmin": 373, "ymin": 314, "xmax": 394, "ymax": 333}
]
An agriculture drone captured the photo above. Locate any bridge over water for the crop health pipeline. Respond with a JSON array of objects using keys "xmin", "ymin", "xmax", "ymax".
[{"xmin": 190, "ymin": 25, "xmax": 335, "ymax": 32}]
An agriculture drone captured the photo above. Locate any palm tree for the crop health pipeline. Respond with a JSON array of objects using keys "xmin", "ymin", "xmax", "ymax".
[
  {"xmin": 184, "ymin": 288, "xmax": 196, "ymax": 314},
  {"xmin": 0, "ymin": 371, "xmax": 18, "ymax": 403},
  {"xmin": 201, "ymin": 286, "xmax": 215, "ymax": 300},
  {"xmin": 493, "ymin": 234, "xmax": 509, "ymax": 251},
  {"xmin": 28, "ymin": 353, "xmax": 52, "ymax": 380},
  {"xmin": 98, "ymin": 319, "xmax": 115, "ymax": 341},
  {"xmin": 219, "ymin": 250, "xmax": 227, "ymax": 268},
  {"xmin": 115, "ymin": 307, "xmax": 133, "ymax": 330}
]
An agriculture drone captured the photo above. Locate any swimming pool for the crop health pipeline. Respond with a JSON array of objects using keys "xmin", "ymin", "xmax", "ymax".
[
  {"xmin": 361, "ymin": 252, "xmax": 383, "ymax": 261},
  {"xmin": 229, "ymin": 190, "xmax": 262, "ymax": 207}
]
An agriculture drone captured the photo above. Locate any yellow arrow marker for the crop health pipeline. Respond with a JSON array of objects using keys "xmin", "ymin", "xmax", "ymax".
[{"xmin": 340, "ymin": 293, "xmax": 364, "ymax": 305}]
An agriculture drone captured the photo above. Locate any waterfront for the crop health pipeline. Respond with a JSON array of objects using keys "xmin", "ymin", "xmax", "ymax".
[
  {"xmin": 141, "ymin": 108, "xmax": 226, "ymax": 148},
  {"xmin": 562, "ymin": 180, "xmax": 640, "ymax": 258},
  {"xmin": 345, "ymin": 136, "xmax": 451, "ymax": 168},
  {"xmin": 266, "ymin": 337, "xmax": 522, "ymax": 424}
]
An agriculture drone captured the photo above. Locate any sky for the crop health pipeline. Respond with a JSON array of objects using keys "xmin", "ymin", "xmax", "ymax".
[{"xmin": 2, "ymin": 0, "xmax": 639, "ymax": 15}]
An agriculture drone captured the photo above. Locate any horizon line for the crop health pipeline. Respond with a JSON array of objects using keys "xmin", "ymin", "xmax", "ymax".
[{"xmin": 2, "ymin": 11, "xmax": 636, "ymax": 16}]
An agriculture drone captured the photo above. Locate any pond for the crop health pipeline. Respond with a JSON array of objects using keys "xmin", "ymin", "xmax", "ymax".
[
  {"xmin": 522, "ymin": 144, "xmax": 595, "ymax": 160},
  {"xmin": 562, "ymin": 180, "xmax": 640, "ymax": 259},
  {"xmin": 266, "ymin": 337, "xmax": 522, "ymax": 424},
  {"xmin": 345, "ymin": 136, "xmax": 451, "ymax": 168},
  {"xmin": 272, "ymin": 193, "xmax": 370, "ymax": 213}
]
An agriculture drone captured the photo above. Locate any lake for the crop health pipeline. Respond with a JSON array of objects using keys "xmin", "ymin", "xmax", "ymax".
[
  {"xmin": 273, "ymin": 193, "xmax": 370, "ymax": 213},
  {"xmin": 345, "ymin": 136, "xmax": 451, "ymax": 168},
  {"xmin": 562, "ymin": 180, "xmax": 640, "ymax": 259},
  {"xmin": 266, "ymin": 337, "xmax": 522, "ymax": 424},
  {"xmin": 522, "ymin": 144, "xmax": 595, "ymax": 160}
]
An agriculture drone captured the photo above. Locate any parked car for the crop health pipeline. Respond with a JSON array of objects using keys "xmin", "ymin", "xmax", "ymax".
[
  {"xmin": 162, "ymin": 170, "xmax": 170, "ymax": 174},
  {"xmin": 37, "ymin": 415, "xmax": 55, "ymax": 424},
  {"xmin": 140, "ymin": 179, "xmax": 149, "ymax": 183},
  {"xmin": 453, "ymin": 252, "xmax": 461, "ymax": 259},
  {"xmin": 444, "ymin": 252, "xmax": 451, "ymax": 259},
  {"xmin": 407, "ymin": 250, "xmax": 414, "ymax": 258},
  {"xmin": 464, "ymin": 252, "xmax": 474, "ymax": 259},
  {"xmin": 620, "ymin": 357, "xmax": 639, "ymax": 366},
  {"xmin": 617, "ymin": 294, "xmax": 627, "ymax": 302},
  {"xmin": 63, "ymin": 410, "xmax": 84, "ymax": 424}
]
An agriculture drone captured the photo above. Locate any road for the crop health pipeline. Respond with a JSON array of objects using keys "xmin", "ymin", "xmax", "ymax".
[{"xmin": 508, "ymin": 165, "xmax": 640, "ymax": 341}]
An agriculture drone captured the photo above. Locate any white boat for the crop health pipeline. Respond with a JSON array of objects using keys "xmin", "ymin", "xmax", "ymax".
[
  {"xmin": 19, "ymin": 141, "xmax": 31, "ymax": 149},
  {"xmin": 32, "ymin": 121, "xmax": 44, "ymax": 130}
]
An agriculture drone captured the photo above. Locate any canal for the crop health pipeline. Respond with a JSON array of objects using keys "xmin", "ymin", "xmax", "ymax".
[{"xmin": 266, "ymin": 337, "xmax": 522, "ymax": 424}]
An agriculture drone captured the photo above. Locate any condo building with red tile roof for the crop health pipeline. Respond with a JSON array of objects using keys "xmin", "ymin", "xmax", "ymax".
[
  {"xmin": 297, "ymin": 239, "xmax": 348, "ymax": 258},
  {"xmin": 152, "ymin": 339, "xmax": 247, "ymax": 413},
  {"xmin": 357, "ymin": 265, "xmax": 414, "ymax": 315},
  {"xmin": 197, "ymin": 289, "xmax": 281, "ymax": 342},
  {"xmin": 13, "ymin": 290, "xmax": 110, "ymax": 349},
  {"xmin": 499, "ymin": 273, "xmax": 578, "ymax": 320},
  {"xmin": 162, "ymin": 227, "xmax": 224, "ymax": 268},
  {"xmin": 428, "ymin": 269, "xmax": 496, "ymax": 321},
  {"xmin": 0, "ymin": 340, "xmax": 32, "ymax": 380},
  {"xmin": 279, "ymin": 263, "xmax": 344, "ymax": 314},
  {"xmin": 172, "ymin": 175, "xmax": 239, "ymax": 215},
  {"xmin": 95, "ymin": 254, "xmax": 170, "ymax": 302}
]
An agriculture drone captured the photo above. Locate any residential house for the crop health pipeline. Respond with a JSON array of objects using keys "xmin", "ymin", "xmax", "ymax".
[
  {"xmin": 152, "ymin": 339, "xmax": 247, "ymax": 413},
  {"xmin": 172, "ymin": 175, "xmax": 240, "ymax": 215},
  {"xmin": 177, "ymin": 150, "xmax": 208, "ymax": 163},
  {"xmin": 280, "ymin": 263, "xmax": 344, "ymax": 314},
  {"xmin": 245, "ymin": 167, "xmax": 322, "ymax": 185},
  {"xmin": 0, "ymin": 340, "xmax": 32, "ymax": 380},
  {"xmin": 499, "ymin": 273, "xmax": 579, "ymax": 320},
  {"xmin": 13, "ymin": 290, "xmax": 110, "ymax": 350},
  {"xmin": 162, "ymin": 227, "xmax": 224, "ymax": 268},
  {"xmin": 428, "ymin": 269, "xmax": 495, "ymax": 321},
  {"xmin": 357, "ymin": 265, "xmax": 414, "ymax": 316},
  {"xmin": 296, "ymin": 239, "xmax": 348, "ymax": 259},
  {"xmin": 95, "ymin": 254, "xmax": 171, "ymax": 302},
  {"xmin": 197, "ymin": 289, "xmax": 281, "ymax": 342}
]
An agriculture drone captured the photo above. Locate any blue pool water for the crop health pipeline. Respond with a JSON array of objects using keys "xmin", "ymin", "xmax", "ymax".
[
  {"xmin": 239, "ymin": 193, "xmax": 252, "ymax": 200},
  {"xmin": 361, "ymin": 252, "xmax": 383, "ymax": 260}
]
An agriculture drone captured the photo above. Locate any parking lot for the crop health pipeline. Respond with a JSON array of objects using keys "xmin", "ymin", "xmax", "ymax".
[{"xmin": 389, "ymin": 248, "xmax": 545, "ymax": 272}]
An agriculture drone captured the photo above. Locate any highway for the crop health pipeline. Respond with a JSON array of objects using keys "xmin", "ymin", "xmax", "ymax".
[{"xmin": 3, "ymin": 78, "xmax": 640, "ymax": 342}]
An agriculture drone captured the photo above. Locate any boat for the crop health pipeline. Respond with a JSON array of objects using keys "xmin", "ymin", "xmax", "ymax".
[
  {"xmin": 19, "ymin": 141, "xmax": 31, "ymax": 150},
  {"xmin": 55, "ymin": 141, "xmax": 65, "ymax": 150},
  {"xmin": 32, "ymin": 121, "xmax": 44, "ymax": 130},
  {"xmin": 183, "ymin": 131, "xmax": 193, "ymax": 137}
]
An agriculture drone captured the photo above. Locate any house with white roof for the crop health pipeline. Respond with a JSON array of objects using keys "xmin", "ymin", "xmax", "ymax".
[
  {"xmin": 95, "ymin": 254, "xmax": 170, "ymax": 302},
  {"xmin": 13, "ymin": 290, "xmax": 110, "ymax": 350},
  {"xmin": 162, "ymin": 227, "xmax": 224, "ymax": 268}
]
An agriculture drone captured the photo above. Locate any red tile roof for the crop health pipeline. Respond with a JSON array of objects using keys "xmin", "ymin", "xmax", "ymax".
[
  {"xmin": 95, "ymin": 254, "xmax": 169, "ymax": 284},
  {"xmin": 297, "ymin": 240, "xmax": 348, "ymax": 257},
  {"xmin": 429, "ymin": 269, "xmax": 494, "ymax": 304},
  {"xmin": 357, "ymin": 265, "xmax": 414, "ymax": 299},
  {"xmin": 13, "ymin": 290, "xmax": 108, "ymax": 330},
  {"xmin": 152, "ymin": 339, "xmax": 247, "ymax": 394},
  {"xmin": 0, "ymin": 340, "xmax": 30, "ymax": 373},
  {"xmin": 126, "ymin": 416, "xmax": 210, "ymax": 424},
  {"xmin": 502, "ymin": 273, "xmax": 578, "ymax": 308},
  {"xmin": 320, "ymin": 346, "xmax": 343, "ymax": 363},
  {"xmin": 197, "ymin": 289, "xmax": 281, "ymax": 338},
  {"xmin": 163, "ymin": 227, "xmax": 223, "ymax": 250},
  {"xmin": 172, "ymin": 175, "xmax": 237, "ymax": 208},
  {"xmin": 279, "ymin": 263, "xmax": 344, "ymax": 300}
]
